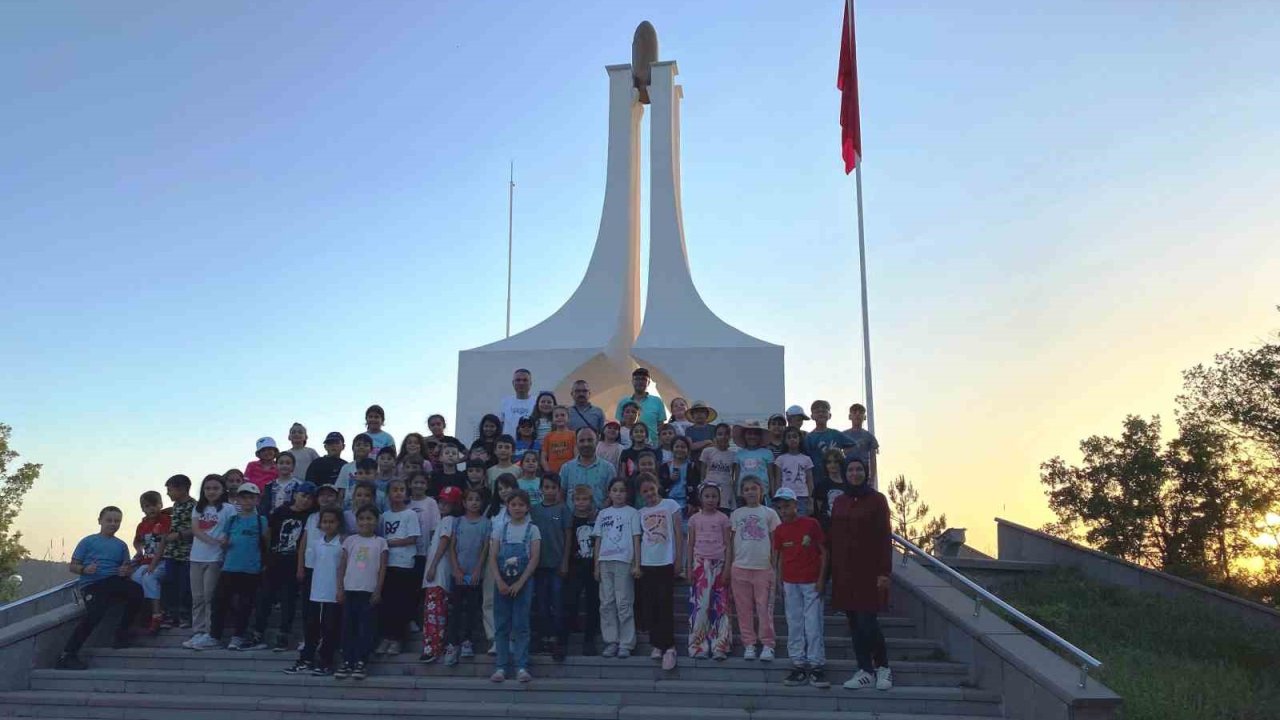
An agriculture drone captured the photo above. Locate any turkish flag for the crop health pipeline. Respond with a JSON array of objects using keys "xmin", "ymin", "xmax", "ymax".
[{"xmin": 838, "ymin": 1, "xmax": 861, "ymax": 174}]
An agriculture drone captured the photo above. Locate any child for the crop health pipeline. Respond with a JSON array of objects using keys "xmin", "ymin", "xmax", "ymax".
[
  {"xmin": 618, "ymin": 402, "xmax": 640, "ymax": 449},
  {"xmin": 336, "ymin": 504, "xmax": 388, "ymax": 680},
  {"xmin": 337, "ymin": 434, "xmax": 374, "ymax": 507},
  {"xmin": 563, "ymin": 485, "xmax": 600, "ymax": 656},
  {"xmin": 296, "ymin": 483, "xmax": 343, "ymax": 614},
  {"xmin": 660, "ymin": 436, "xmax": 700, "ymax": 511},
  {"xmin": 686, "ymin": 484, "xmax": 732, "ymax": 660},
  {"xmin": 636, "ymin": 473, "xmax": 683, "ymax": 670},
  {"xmin": 306, "ymin": 432, "xmax": 347, "ymax": 487},
  {"xmin": 772, "ymin": 488, "xmax": 829, "ymax": 688},
  {"xmin": 618, "ymin": 423, "xmax": 652, "ymax": 477},
  {"xmin": 733, "ymin": 421, "xmax": 775, "ymax": 508},
  {"xmin": 211, "ymin": 485, "xmax": 268, "ymax": 650},
  {"xmin": 286, "ymin": 507, "xmax": 344, "ymax": 676},
  {"xmin": 814, "ymin": 449, "xmax": 849, "ymax": 526},
  {"xmin": 844, "ymin": 403, "xmax": 880, "ymax": 482},
  {"xmin": 375, "ymin": 447, "xmax": 398, "ymax": 508},
  {"xmin": 377, "ymin": 477, "xmax": 421, "ymax": 656},
  {"xmin": 483, "ymin": 474, "xmax": 519, "ymax": 649},
  {"xmin": 514, "ymin": 417, "xmax": 541, "ymax": 456},
  {"xmin": 728, "ymin": 476, "xmax": 781, "ymax": 661},
  {"xmin": 475, "ymin": 414, "xmax": 502, "ymax": 457},
  {"xmin": 488, "ymin": 489, "xmax": 542, "ymax": 683},
  {"xmin": 516, "ymin": 451, "xmax": 543, "ymax": 506},
  {"xmin": 774, "ymin": 427, "xmax": 815, "ymax": 516},
  {"xmin": 420, "ymin": 485, "xmax": 460, "ymax": 664},
  {"xmin": 408, "ymin": 471, "xmax": 441, "ymax": 635},
  {"xmin": 132, "ymin": 491, "xmax": 170, "ymax": 634},
  {"xmin": 486, "ymin": 435, "xmax": 521, "ymax": 491},
  {"xmin": 245, "ymin": 437, "xmax": 280, "ymax": 491},
  {"xmin": 531, "ymin": 391, "xmax": 557, "ymax": 439},
  {"xmin": 261, "ymin": 451, "xmax": 302, "ymax": 513},
  {"xmin": 56, "ymin": 507, "xmax": 143, "ymax": 670},
  {"xmin": 699, "ymin": 424, "xmax": 736, "ymax": 512},
  {"xmin": 364, "ymin": 404, "xmax": 396, "ymax": 457},
  {"xmin": 445, "ymin": 487, "xmax": 491, "ymax": 666},
  {"xmin": 530, "ymin": 475, "xmax": 572, "ymax": 660},
  {"xmin": 430, "ymin": 444, "xmax": 466, "ymax": 498},
  {"xmin": 592, "ymin": 478, "xmax": 641, "ymax": 659},
  {"xmin": 540, "ymin": 406, "xmax": 576, "ymax": 474},
  {"xmin": 803, "ymin": 400, "xmax": 855, "ymax": 486},
  {"xmin": 161, "ymin": 474, "xmax": 195, "ymax": 629},
  {"xmin": 684, "ymin": 401, "xmax": 718, "ymax": 460},
  {"xmin": 464, "ymin": 460, "xmax": 489, "ymax": 497},
  {"xmin": 767, "ymin": 414, "xmax": 788, "ymax": 459},
  {"xmin": 596, "ymin": 422, "xmax": 624, "ymax": 470},
  {"xmin": 426, "ymin": 413, "xmax": 467, "ymax": 458},
  {"xmin": 188, "ymin": 474, "xmax": 235, "ymax": 650},
  {"xmin": 223, "ymin": 468, "xmax": 245, "ymax": 497},
  {"xmin": 288, "ymin": 423, "xmax": 320, "ymax": 480},
  {"xmin": 250, "ymin": 481, "xmax": 315, "ymax": 650},
  {"xmin": 657, "ymin": 423, "xmax": 677, "ymax": 464},
  {"xmin": 668, "ymin": 397, "xmax": 692, "ymax": 436},
  {"xmin": 343, "ymin": 481, "xmax": 379, "ymax": 538},
  {"xmin": 397, "ymin": 433, "xmax": 431, "ymax": 478}
]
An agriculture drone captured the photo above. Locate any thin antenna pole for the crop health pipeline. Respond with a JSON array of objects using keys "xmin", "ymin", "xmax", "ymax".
[{"xmin": 506, "ymin": 161, "xmax": 514, "ymax": 338}]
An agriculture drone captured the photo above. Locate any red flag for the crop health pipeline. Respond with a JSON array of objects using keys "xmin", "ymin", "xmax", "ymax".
[{"xmin": 838, "ymin": 1, "xmax": 861, "ymax": 174}]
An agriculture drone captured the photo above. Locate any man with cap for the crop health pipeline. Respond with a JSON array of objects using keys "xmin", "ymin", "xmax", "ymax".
[
  {"xmin": 615, "ymin": 368, "xmax": 667, "ymax": 440},
  {"xmin": 567, "ymin": 379, "xmax": 606, "ymax": 435},
  {"xmin": 306, "ymin": 432, "xmax": 347, "ymax": 487}
]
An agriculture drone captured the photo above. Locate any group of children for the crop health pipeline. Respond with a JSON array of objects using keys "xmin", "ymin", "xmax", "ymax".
[{"xmin": 60, "ymin": 397, "xmax": 885, "ymax": 692}]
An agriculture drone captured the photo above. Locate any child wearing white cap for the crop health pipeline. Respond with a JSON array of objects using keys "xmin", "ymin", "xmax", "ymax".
[{"xmin": 244, "ymin": 437, "xmax": 280, "ymax": 492}]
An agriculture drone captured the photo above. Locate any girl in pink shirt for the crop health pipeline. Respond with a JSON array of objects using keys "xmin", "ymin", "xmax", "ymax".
[{"xmin": 685, "ymin": 484, "xmax": 732, "ymax": 660}]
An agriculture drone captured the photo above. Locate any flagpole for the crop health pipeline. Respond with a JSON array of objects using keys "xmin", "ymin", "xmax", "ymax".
[
  {"xmin": 506, "ymin": 161, "xmax": 514, "ymax": 338},
  {"xmin": 855, "ymin": 160, "xmax": 875, "ymax": 439}
]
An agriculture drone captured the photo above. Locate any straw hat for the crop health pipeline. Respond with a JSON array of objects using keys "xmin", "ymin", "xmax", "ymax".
[{"xmin": 688, "ymin": 400, "xmax": 718, "ymax": 423}]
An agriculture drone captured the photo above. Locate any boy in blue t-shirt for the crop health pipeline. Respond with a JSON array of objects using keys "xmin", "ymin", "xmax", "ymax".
[
  {"xmin": 57, "ymin": 506, "xmax": 144, "ymax": 670},
  {"xmin": 210, "ymin": 485, "xmax": 269, "ymax": 650},
  {"xmin": 803, "ymin": 400, "xmax": 855, "ymax": 484}
]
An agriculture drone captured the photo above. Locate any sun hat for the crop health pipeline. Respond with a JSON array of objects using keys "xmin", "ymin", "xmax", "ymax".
[
  {"xmin": 256, "ymin": 437, "xmax": 278, "ymax": 451},
  {"xmin": 689, "ymin": 401, "xmax": 719, "ymax": 423}
]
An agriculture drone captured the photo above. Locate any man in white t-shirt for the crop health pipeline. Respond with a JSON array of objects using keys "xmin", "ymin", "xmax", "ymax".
[{"xmin": 499, "ymin": 368, "xmax": 537, "ymax": 437}]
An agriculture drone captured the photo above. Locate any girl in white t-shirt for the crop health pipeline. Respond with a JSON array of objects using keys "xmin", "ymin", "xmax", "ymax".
[
  {"xmin": 727, "ymin": 476, "xmax": 781, "ymax": 661},
  {"xmin": 287, "ymin": 507, "xmax": 343, "ymax": 675},
  {"xmin": 187, "ymin": 474, "xmax": 237, "ymax": 650},
  {"xmin": 772, "ymin": 428, "xmax": 815, "ymax": 516},
  {"xmin": 592, "ymin": 478, "xmax": 641, "ymax": 659},
  {"xmin": 635, "ymin": 473, "xmax": 683, "ymax": 670},
  {"xmin": 377, "ymin": 478, "xmax": 421, "ymax": 657}
]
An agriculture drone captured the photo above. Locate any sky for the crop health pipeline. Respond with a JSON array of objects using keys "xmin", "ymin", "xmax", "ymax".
[{"xmin": 2, "ymin": 1, "xmax": 1278, "ymax": 560}]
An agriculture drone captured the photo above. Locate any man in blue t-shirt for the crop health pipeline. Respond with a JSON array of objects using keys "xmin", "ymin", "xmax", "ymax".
[
  {"xmin": 57, "ymin": 506, "xmax": 145, "ymax": 670},
  {"xmin": 803, "ymin": 400, "xmax": 856, "ymax": 484},
  {"xmin": 614, "ymin": 368, "xmax": 667, "ymax": 440}
]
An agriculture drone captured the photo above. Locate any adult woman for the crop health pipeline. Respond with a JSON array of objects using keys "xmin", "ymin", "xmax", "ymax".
[{"xmin": 828, "ymin": 458, "xmax": 893, "ymax": 691}]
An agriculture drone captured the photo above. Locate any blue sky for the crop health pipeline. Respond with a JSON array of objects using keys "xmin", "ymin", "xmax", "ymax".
[{"xmin": 3, "ymin": 1, "xmax": 1278, "ymax": 558}]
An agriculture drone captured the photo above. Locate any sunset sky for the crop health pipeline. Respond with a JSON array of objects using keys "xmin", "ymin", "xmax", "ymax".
[{"xmin": 2, "ymin": 1, "xmax": 1278, "ymax": 559}]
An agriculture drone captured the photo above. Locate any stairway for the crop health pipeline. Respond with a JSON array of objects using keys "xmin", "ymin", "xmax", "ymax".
[{"xmin": 0, "ymin": 589, "xmax": 1005, "ymax": 719}]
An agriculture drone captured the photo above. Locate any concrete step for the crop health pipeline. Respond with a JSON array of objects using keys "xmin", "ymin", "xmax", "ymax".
[{"xmin": 0, "ymin": 688, "xmax": 1003, "ymax": 718}]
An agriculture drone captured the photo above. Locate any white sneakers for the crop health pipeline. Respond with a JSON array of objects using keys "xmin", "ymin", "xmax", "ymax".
[
  {"xmin": 743, "ymin": 645, "xmax": 758, "ymax": 661},
  {"xmin": 843, "ymin": 667, "xmax": 893, "ymax": 691},
  {"xmin": 875, "ymin": 666, "xmax": 893, "ymax": 690},
  {"xmin": 759, "ymin": 646, "xmax": 775, "ymax": 662}
]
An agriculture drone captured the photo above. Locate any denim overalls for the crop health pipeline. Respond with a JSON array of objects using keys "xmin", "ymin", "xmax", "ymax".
[{"xmin": 493, "ymin": 521, "xmax": 534, "ymax": 672}]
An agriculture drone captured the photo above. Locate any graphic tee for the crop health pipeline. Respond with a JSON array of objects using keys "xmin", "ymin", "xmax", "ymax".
[
  {"xmin": 729, "ymin": 505, "xmax": 781, "ymax": 570},
  {"xmin": 342, "ymin": 534, "xmax": 388, "ymax": 592},
  {"xmin": 421, "ymin": 515, "xmax": 456, "ymax": 591},
  {"xmin": 639, "ymin": 499, "xmax": 681, "ymax": 567},
  {"xmin": 773, "ymin": 516, "xmax": 825, "ymax": 584},
  {"xmin": 687, "ymin": 510, "xmax": 730, "ymax": 561},
  {"xmin": 699, "ymin": 447, "xmax": 736, "ymax": 509},
  {"xmin": 134, "ymin": 515, "xmax": 171, "ymax": 562},
  {"xmin": 190, "ymin": 503, "xmax": 238, "ymax": 563},
  {"xmin": 592, "ymin": 505, "xmax": 641, "ymax": 564},
  {"xmin": 774, "ymin": 453, "xmax": 815, "ymax": 497},
  {"xmin": 380, "ymin": 508, "xmax": 421, "ymax": 569}
]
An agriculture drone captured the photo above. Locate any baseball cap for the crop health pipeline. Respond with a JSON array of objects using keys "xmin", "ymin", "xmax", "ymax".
[
  {"xmin": 324, "ymin": 432, "xmax": 344, "ymax": 444},
  {"xmin": 237, "ymin": 484, "xmax": 261, "ymax": 496},
  {"xmin": 256, "ymin": 437, "xmax": 278, "ymax": 451},
  {"xmin": 773, "ymin": 487, "xmax": 798, "ymax": 502},
  {"xmin": 317, "ymin": 484, "xmax": 339, "ymax": 495},
  {"xmin": 438, "ymin": 486, "xmax": 463, "ymax": 503},
  {"xmin": 768, "ymin": 413, "xmax": 786, "ymax": 425},
  {"xmin": 785, "ymin": 405, "xmax": 810, "ymax": 420},
  {"xmin": 294, "ymin": 481, "xmax": 317, "ymax": 496}
]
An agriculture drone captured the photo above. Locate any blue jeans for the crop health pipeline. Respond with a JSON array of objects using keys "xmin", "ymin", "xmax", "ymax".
[
  {"xmin": 532, "ymin": 568, "xmax": 562, "ymax": 642},
  {"xmin": 161, "ymin": 559, "xmax": 190, "ymax": 622},
  {"xmin": 342, "ymin": 591, "xmax": 375, "ymax": 665},
  {"xmin": 493, "ymin": 580, "xmax": 533, "ymax": 672}
]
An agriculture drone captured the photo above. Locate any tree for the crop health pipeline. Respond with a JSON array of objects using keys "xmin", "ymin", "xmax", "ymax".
[
  {"xmin": 887, "ymin": 474, "xmax": 948, "ymax": 550},
  {"xmin": 0, "ymin": 424, "xmax": 40, "ymax": 603}
]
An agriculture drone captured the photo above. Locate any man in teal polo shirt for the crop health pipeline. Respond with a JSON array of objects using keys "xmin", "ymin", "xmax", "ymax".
[
  {"xmin": 559, "ymin": 427, "xmax": 617, "ymax": 508},
  {"xmin": 614, "ymin": 368, "xmax": 667, "ymax": 439}
]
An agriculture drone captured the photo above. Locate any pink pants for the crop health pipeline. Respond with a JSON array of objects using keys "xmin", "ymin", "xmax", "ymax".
[{"xmin": 730, "ymin": 567, "xmax": 776, "ymax": 648}]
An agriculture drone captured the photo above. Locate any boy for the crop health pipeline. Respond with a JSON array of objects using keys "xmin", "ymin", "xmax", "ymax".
[
  {"xmin": 245, "ymin": 437, "xmax": 280, "ymax": 491},
  {"xmin": 250, "ymin": 482, "xmax": 315, "ymax": 650},
  {"xmin": 802, "ymin": 400, "xmax": 855, "ymax": 485},
  {"xmin": 305, "ymin": 431, "xmax": 346, "ymax": 487},
  {"xmin": 287, "ymin": 423, "xmax": 320, "ymax": 480},
  {"xmin": 771, "ymin": 488, "xmax": 829, "ymax": 688},
  {"xmin": 213, "ymin": 484, "xmax": 270, "ymax": 650},
  {"xmin": 843, "ymin": 403, "xmax": 879, "ymax": 483},
  {"xmin": 352, "ymin": 459, "xmax": 383, "ymax": 511},
  {"xmin": 431, "ymin": 444, "xmax": 466, "ymax": 497},
  {"xmin": 464, "ymin": 460, "xmax": 489, "ymax": 499},
  {"xmin": 56, "ymin": 506, "xmax": 143, "ymax": 669},
  {"xmin": 161, "ymin": 474, "xmax": 195, "ymax": 628},
  {"xmin": 336, "ymin": 433, "xmax": 374, "ymax": 507},
  {"xmin": 530, "ymin": 475, "xmax": 572, "ymax": 660},
  {"xmin": 486, "ymin": 435, "xmax": 520, "ymax": 491},
  {"xmin": 132, "ymin": 491, "xmax": 170, "ymax": 633},
  {"xmin": 375, "ymin": 447, "xmax": 398, "ymax": 508},
  {"xmin": 364, "ymin": 404, "xmax": 396, "ymax": 458},
  {"xmin": 540, "ymin": 407, "xmax": 576, "ymax": 475},
  {"xmin": 261, "ymin": 451, "xmax": 302, "ymax": 514},
  {"xmin": 562, "ymin": 485, "xmax": 600, "ymax": 656},
  {"xmin": 684, "ymin": 401, "xmax": 718, "ymax": 460}
]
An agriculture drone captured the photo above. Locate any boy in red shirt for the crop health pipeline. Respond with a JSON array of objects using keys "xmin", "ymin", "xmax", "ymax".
[
  {"xmin": 132, "ymin": 490, "xmax": 171, "ymax": 633},
  {"xmin": 771, "ymin": 487, "xmax": 828, "ymax": 688}
]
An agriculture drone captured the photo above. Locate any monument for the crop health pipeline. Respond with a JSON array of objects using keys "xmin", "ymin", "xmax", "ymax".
[{"xmin": 456, "ymin": 22, "xmax": 784, "ymax": 441}]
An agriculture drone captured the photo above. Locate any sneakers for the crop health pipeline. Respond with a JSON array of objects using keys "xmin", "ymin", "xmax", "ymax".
[
  {"xmin": 711, "ymin": 651, "xmax": 728, "ymax": 662},
  {"xmin": 181, "ymin": 633, "xmax": 199, "ymax": 649},
  {"xmin": 192, "ymin": 634, "xmax": 221, "ymax": 651},
  {"xmin": 743, "ymin": 645, "xmax": 758, "ymax": 661},
  {"xmin": 385, "ymin": 640, "xmax": 402, "ymax": 656},
  {"xmin": 283, "ymin": 660, "xmax": 312, "ymax": 675},
  {"xmin": 460, "ymin": 641, "xmax": 475, "ymax": 658},
  {"xmin": 443, "ymin": 645, "xmax": 460, "ymax": 667},
  {"xmin": 310, "ymin": 666, "xmax": 333, "ymax": 677},
  {"xmin": 373, "ymin": 639, "xmax": 391, "ymax": 656},
  {"xmin": 784, "ymin": 668, "xmax": 809, "ymax": 686},
  {"xmin": 809, "ymin": 667, "xmax": 831, "ymax": 689},
  {"xmin": 875, "ymin": 666, "xmax": 893, "ymax": 691},
  {"xmin": 486, "ymin": 642, "xmax": 497, "ymax": 656},
  {"xmin": 490, "ymin": 669, "xmax": 506, "ymax": 683},
  {"xmin": 178, "ymin": 619, "xmax": 192, "ymax": 629},
  {"xmin": 516, "ymin": 668, "xmax": 533, "ymax": 683},
  {"xmin": 760, "ymin": 646, "xmax": 775, "ymax": 662},
  {"xmin": 419, "ymin": 651, "xmax": 437, "ymax": 664},
  {"xmin": 54, "ymin": 653, "xmax": 87, "ymax": 671},
  {"xmin": 650, "ymin": 647, "xmax": 663, "ymax": 660},
  {"xmin": 661, "ymin": 649, "xmax": 677, "ymax": 671},
  {"xmin": 226, "ymin": 636, "xmax": 247, "ymax": 651},
  {"xmin": 601, "ymin": 643, "xmax": 619, "ymax": 658},
  {"xmin": 351, "ymin": 662, "xmax": 367, "ymax": 680},
  {"xmin": 617, "ymin": 646, "xmax": 631, "ymax": 659},
  {"xmin": 245, "ymin": 634, "xmax": 270, "ymax": 651},
  {"xmin": 843, "ymin": 669, "xmax": 874, "ymax": 690},
  {"xmin": 334, "ymin": 663, "xmax": 352, "ymax": 679},
  {"xmin": 274, "ymin": 635, "xmax": 290, "ymax": 652},
  {"xmin": 691, "ymin": 649, "xmax": 708, "ymax": 659}
]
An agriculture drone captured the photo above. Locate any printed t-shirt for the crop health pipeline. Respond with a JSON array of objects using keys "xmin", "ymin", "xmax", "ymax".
[
  {"xmin": 517, "ymin": 476, "xmax": 543, "ymax": 507},
  {"xmin": 735, "ymin": 447, "xmax": 775, "ymax": 489},
  {"xmin": 531, "ymin": 502, "xmax": 571, "ymax": 569},
  {"xmin": 774, "ymin": 453, "xmax": 815, "ymax": 497},
  {"xmin": 842, "ymin": 428, "xmax": 880, "ymax": 468},
  {"xmin": 309, "ymin": 533, "xmax": 343, "ymax": 602},
  {"xmin": 380, "ymin": 508, "xmax": 421, "ymax": 569},
  {"xmin": 190, "ymin": 503, "xmax": 238, "ymax": 563},
  {"xmin": 342, "ymin": 534, "xmax": 388, "ymax": 592},
  {"xmin": 804, "ymin": 429, "xmax": 856, "ymax": 482},
  {"xmin": 639, "ymin": 499, "xmax": 681, "ymax": 567},
  {"xmin": 422, "ymin": 515, "xmax": 455, "ymax": 591},
  {"xmin": 164, "ymin": 497, "xmax": 195, "ymax": 560},
  {"xmin": 134, "ymin": 514, "xmax": 171, "ymax": 562},
  {"xmin": 221, "ymin": 513, "xmax": 268, "ymax": 573},
  {"xmin": 687, "ymin": 510, "xmax": 730, "ymax": 561},
  {"xmin": 542, "ymin": 430, "xmax": 576, "ymax": 473},
  {"xmin": 71, "ymin": 534, "xmax": 129, "ymax": 588},
  {"xmin": 366, "ymin": 430, "xmax": 396, "ymax": 458},
  {"xmin": 305, "ymin": 454, "xmax": 345, "ymax": 487},
  {"xmin": 730, "ymin": 505, "xmax": 780, "ymax": 570},
  {"xmin": 268, "ymin": 506, "xmax": 309, "ymax": 556},
  {"xmin": 570, "ymin": 514, "xmax": 596, "ymax": 568},
  {"xmin": 451, "ymin": 515, "xmax": 491, "ymax": 584},
  {"xmin": 773, "ymin": 516, "xmax": 825, "ymax": 584},
  {"xmin": 593, "ymin": 505, "xmax": 641, "ymax": 564},
  {"xmin": 699, "ymin": 447, "xmax": 736, "ymax": 508},
  {"xmin": 500, "ymin": 395, "xmax": 537, "ymax": 436}
]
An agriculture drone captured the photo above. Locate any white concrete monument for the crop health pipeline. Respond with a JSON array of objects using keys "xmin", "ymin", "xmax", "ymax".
[{"xmin": 456, "ymin": 23, "xmax": 783, "ymax": 441}]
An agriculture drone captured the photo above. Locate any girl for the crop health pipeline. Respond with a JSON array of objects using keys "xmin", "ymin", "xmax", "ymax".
[
  {"xmin": 445, "ymin": 488, "xmax": 491, "ymax": 666},
  {"xmin": 660, "ymin": 436, "xmax": 700, "ymax": 513},
  {"xmin": 829, "ymin": 458, "xmax": 893, "ymax": 692},
  {"xmin": 733, "ymin": 422, "xmax": 775, "ymax": 508},
  {"xmin": 475, "ymin": 414, "xmax": 502, "ymax": 457},
  {"xmin": 596, "ymin": 422, "xmax": 624, "ymax": 471},
  {"xmin": 287, "ymin": 507, "xmax": 343, "ymax": 675},
  {"xmin": 377, "ymin": 478, "xmax": 421, "ymax": 657},
  {"xmin": 668, "ymin": 397, "xmax": 693, "ymax": 436},
  {"xmin": 408, "ymin": 472, "xmax": 441, "ymax": 637},
  {"xmin": 766, "ymin": 414, "xmax": 788, "ymax": 459},
  {"xmin": 773, "ymin": 427, "xmax": 815, "ymax": 515},
  {"xmin": 636, "ymin": 473, "xmax": 683, "ymax": 671},
  {"xmin": 516, "ymin": 451, "xmax": 543, "ymax": 506},
  {"xmin": 699, "ymin": 424, "xmax": 737, "ymax": 512},
  {"xmin": 223, "ymin": 468, "xmax": 245, "ymax": 497},
  {"xmin": 686, "ymin": 484, "xmax": 732, "ymax": 660},
  {"xmin": 618, "ymin": 423, "xmax": 652, "ymax": 478},
  {"xmin": 483, "ymin": 473, "xmax": 519, "ymax": 651},
  {"xmin": 343, "ymin": 482, "xmax": 378, "ymax": 540},
  {"xmin": 593, "ymin": 478, "xmax": 641, "ymax": 659},
  {"xmin": 488, "ymin": 490, "xmax": 542, "ymax": 683},
  {"xmin": 727, "ymin": 476, "xmax": 781, "ymax": 661},
  {"xmin": 420, "ymin": 486, "xmax": 460, "ymax": 664},
  {"xmin": 513, "ymin": 417, "xmax": 541, "ymax": 456},
  {"xmin": 210, "ymin": 485, "xmax": 268, "ymax": 651},
  {"xmin": 187, "ymin": 474, "xmax": 234, "ymax": 650},
  {"xmin": 530, "ymin": 391, "xmax": 558, "ymax": 440},
  {"xmin": 814, "ymin": 449, "xmax": 850, "ymax": 527},
  {"xmin": 656, "ymin": 423, "xmax": 677, "ymax": 464},
  {"xmin": 539, "ymin": 406, "xmax": 576, "ymax": 475},
  {"xmin": 336, "ymin": 504, "xmax": 387, "ymax": 680},
  {"xmin": 397, "ymin": 433, "xmax": 432, "ymax": 477}
]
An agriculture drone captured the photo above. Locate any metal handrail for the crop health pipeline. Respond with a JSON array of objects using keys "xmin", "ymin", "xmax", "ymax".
[
  {"xmin": 891, "ymin": 532, "xmax": 1103, "ymax": 688},
  {"xmin": 0, "ymin": 579, "xmax": 79, "ymax": 615}
]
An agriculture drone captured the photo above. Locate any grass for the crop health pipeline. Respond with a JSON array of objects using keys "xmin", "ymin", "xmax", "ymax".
[{"xmin": 995, "ymin": 568, "xmax": 1280, "ymax": 720}]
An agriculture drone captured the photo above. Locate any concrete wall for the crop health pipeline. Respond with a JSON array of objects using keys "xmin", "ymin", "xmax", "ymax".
[
  {"xmin": 0, "ymin": 583, "xmax": 84, "ymax": 691},
  {"xmin": 997, "ymin": 518, "xmax": 1280, "ymax": 632}
]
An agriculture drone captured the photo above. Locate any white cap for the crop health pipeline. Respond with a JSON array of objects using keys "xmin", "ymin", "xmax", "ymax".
[
  {"xmin": 237, "ymin": 483, "xmax": 261, "ymax": 496},
  {"xmin": 255, "ymin": 437, "xmax": 277, "ymax": 451},
  {"xmin": 785, "ymin": 405, "xmax": 809, "ymax": 420},
  {"xmin": 773, "ymin": 487, "xmax": 798, "ymax": 502}
]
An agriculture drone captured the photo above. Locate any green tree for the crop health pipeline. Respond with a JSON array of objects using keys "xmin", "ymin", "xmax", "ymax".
[
  {"xmin": 0, "ymin": 424, "xmax": 40, "ymax": 603},
  {"xmin": 886, "ymin": 474, "xmax": 947, "ymax": 549}
]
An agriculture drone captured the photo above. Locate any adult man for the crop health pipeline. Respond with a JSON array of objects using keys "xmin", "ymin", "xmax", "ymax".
[
  {"xmin": 614, "ymin": 368, "xmax": 666, "ymax": 440},
  {"xmin": 842, "ymin": 403, "xmax": 879, "ymax": 482},
  {"xmin": 499, "ymin": 368, "xmax": 537, "ymax": 436},
  {"xmin": 567, "ymin": 379, "xmax": 605, "ymax": 435},
  {"xmin": 558, "ymin": 427, "xmax": 617, "ymax": 508}
]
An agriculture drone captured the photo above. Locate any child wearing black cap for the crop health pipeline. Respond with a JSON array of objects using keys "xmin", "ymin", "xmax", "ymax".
[
  {"xmin": 305, "ymin": 432, "xmax": 347, "ymax": 487},
  {"xmin": 248, "ymin": 482, "xmax": 316, "ymax": 650}
]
